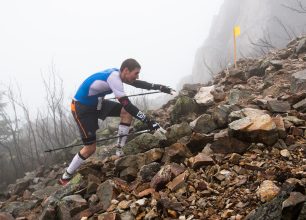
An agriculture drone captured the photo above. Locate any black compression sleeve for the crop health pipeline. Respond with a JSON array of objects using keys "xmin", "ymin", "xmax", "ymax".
[
  {"xmin": 127, "ymin": 80, "xmax": 153, "ymax": 90},
  {"xmin": 118, "ymin": 96, "xmax": 148, "ymax": 122}
]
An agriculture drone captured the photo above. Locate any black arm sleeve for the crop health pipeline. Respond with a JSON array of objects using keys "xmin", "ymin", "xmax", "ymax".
[
  {"xmin": 118, "ymin": 96, "xmax": 148, "ymax": 122},
  {"xmin": 126, "ymin": 80, "xmax": 153, "ymax": 90}
]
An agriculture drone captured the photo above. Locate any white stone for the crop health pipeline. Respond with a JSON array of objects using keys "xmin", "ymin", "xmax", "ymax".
[{"xmin": 194, "ymin": 86, "xmax": 215, "ymax": 105}]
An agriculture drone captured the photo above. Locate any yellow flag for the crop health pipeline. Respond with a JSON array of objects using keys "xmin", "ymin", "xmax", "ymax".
[{"xmin": 234, "ymin": 26, "xmax": 240, "ymax": 37}]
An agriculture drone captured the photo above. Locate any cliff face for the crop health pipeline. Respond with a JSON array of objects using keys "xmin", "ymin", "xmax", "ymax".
[{"xmin": 182, "ymin": 0, "xmax": 306, "ymax": 86}]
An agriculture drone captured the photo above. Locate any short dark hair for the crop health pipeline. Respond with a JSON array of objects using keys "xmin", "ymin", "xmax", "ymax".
[{"xmin": 120, "ymin": 58, "xmax": 141, "ymax": 72}]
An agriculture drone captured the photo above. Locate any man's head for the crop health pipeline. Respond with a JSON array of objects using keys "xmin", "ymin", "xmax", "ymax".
[{"xmin": 120, "ymin": 58, "xmax": 141, "ymax": 83}]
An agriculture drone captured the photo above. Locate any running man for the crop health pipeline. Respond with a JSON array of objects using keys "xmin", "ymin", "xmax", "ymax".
[{"xmin": 59, "ymin": 58, "xmax": 173, "ymax": 185}]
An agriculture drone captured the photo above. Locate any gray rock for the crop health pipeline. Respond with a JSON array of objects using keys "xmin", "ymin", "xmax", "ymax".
[
  {"xmin": 57, "ymin": 195, "xmax": 88, "ymax": 219},
  {"xmin": 283, "ymin": 116, "xmax": 305, "ymax": 126},
  {"xmin": 291, "ymin": 69, "xmax": 306, "ymax": 93},
  {"xmin": 269, "ymin": 60, "xmax": 283, "ymax": 70},
  {"xmin": 165, "ymin": 122, "xmax": 192, "ymax": 145},
  {"xmin": 1, "ymin": 200, "xmax": 39, "ymax": 217},
  {"xmin": 7, "ymin": 179, "xmax": 31, "ymax": 196},
  {"xmin": 123, "ymin": 133, "xmax": 161, "ymax": 155},
  {"xmin": 293, "ymin": 98, "xmax": 306, "ymax": 113},
  {"xmin": 267, "ymin": 100, "xmax": 291, "ymax": 113},
  {"xmin": 138, "ymin": 162, "xmax": 161, "ymax": 182},
  {"xmin": 228, "ymin": 89, "xmax": 252, "ymax": 105},
  {"xmin": 32, "ymin": 185, "xmax": 61, "ymax": 201},
  {"xmin": 247, "ymin": 61, "xmax": 268, "ymax": 78},
  {"xmin": 296, "ymin": 38, "xmax": 306, "ymax": 54},
  {"xmin": 96, "ymin": 180, "xmax": 118, "ymax": 211},
  {"xmin": 212, "ymin": 104, "xmax": 241, "ymax": 128},
  {"xmin": 119, "ymin": 167, "xmax": 139, "ymax": 182},
  {"xmin": 190, "ymin": 114, "xmax": 217, "ymax": 134},
  {"xmin": 245, "ymin": 185, "xmax": 293, "ymax": 220},
  {"xmin": 42, "ymin": 173, "xmax": 83, "ymax": 208},
  {"xmin": 170, "ymin": 96, "xmax": 199, "ymax": 123}
]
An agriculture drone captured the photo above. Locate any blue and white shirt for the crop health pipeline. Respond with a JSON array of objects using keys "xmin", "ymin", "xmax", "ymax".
[{"xmin": 74, "ymin": 68, "xmax": 126, "ymax": 106}]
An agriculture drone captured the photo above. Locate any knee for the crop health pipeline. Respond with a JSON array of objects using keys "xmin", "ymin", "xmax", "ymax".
[{"xmin": 120, "ymin": 108, "xmax": 132, "ymax": 120}]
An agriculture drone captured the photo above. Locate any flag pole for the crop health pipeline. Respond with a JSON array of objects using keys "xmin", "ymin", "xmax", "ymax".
[{"xmin": 233, "ymin": 28, "xmax": 237, "ymax": 69}]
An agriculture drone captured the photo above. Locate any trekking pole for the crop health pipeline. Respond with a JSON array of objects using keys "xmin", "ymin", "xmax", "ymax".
[
  {"xmin": 106, "ymin": 91, "xmax": 162, "ymax": 100},
  {"xmin": 44, "ymin": 129, "xmax": 151, "ymax": 153}
]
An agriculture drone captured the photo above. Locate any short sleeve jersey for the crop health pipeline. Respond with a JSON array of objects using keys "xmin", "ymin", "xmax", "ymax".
[{"xmin": 74, "ymin": 68, "xmax": 126, "ymax": 106}]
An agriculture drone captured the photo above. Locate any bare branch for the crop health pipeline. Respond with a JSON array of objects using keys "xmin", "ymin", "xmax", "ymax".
[{"xmin": 282, "ymin": 0, "xmax": 306, "ymax": 14}]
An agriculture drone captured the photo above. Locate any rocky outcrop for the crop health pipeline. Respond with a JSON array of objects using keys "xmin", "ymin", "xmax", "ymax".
[{"xmin": 1, "ymin": 37, "xmax": 306, "ymax": 219}]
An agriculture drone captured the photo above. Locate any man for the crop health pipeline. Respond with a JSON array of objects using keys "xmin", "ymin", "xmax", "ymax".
[{"xmin": 59, "ymin": 58, "xmax": 173, "ymax": 185}]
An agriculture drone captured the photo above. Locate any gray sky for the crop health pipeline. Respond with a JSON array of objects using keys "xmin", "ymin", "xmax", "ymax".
[{"xmin": 0, "ymin": 0, "xmax": 223, "ymax": 109}]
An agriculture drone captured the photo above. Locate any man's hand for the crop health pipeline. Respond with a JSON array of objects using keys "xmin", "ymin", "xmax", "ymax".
[
  {"xmin": 152, "ymin": 84, "xmax": 175, "ymax": 94},
  {"xmin": 146, "ymin": 119, "xmax": 160, "ymax": 131},
  {"xmin": 159, "ymin": 85, "xmax": 173, "ymax": 94}
]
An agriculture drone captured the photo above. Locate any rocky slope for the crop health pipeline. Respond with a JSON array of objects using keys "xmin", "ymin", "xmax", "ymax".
[
  {"xmin": 183, "ymin": 0, "xmax": 306, "ymax": 86},
  {"xmin": 1, "ymin": 37, "xmax": 306, "ymax": 220}
]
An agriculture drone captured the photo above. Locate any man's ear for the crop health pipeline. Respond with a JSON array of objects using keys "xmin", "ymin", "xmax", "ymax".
[{"xmin": 122, "ymin": 67, "xmax": 129, "ymax": 74}]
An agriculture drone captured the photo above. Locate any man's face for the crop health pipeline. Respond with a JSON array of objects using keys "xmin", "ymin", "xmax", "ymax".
[{"xmin": 121, "ymin": 67, "xmax": 140, "ymax": 83}]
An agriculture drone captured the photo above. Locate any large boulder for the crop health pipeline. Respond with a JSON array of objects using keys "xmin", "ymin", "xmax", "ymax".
[
  {"xmin": 96, "ymin": 180, "xmax": 118, "ymax": 211},
  {"xmin": 228, "ymin": 114, "xmax": 279, "ymax": 146},
  {"xmin": 228, "ymin": 108, "xmax": 267, "ymax": 123},
  {"xmin": 194, "ymin": 86, "xmax": 215, "ymax": 107},
  {"xmin": 170, "ymin": 96, "xmax": 199, "ymax": 123},
  {"xmin": 57, "ymin": 195, "xmax": 88, "ymax": 220},
  {"xmin": 123, "ymin": 133, "xmax": 161, "ymax": 155},
  {"xmin": 41, "ymin": 173, "xmax": 83, "ymax": 208},
  {"xmin": 246, "ymin": 60, "xmax": 269, "ymax": 78},
  {"xmin": 228, "ymin": 88, "xmax": 253, "ymax": 105},
  {"xmin": 165, "ymin": 122, "xmax": 193, "ymax": 145},
  {"xmin": 210, "ymin": 129, "xmax": 250, "ymax": 154},
  {"xmin": 267, "ymin": 100, "xmax": 291, "ymax": 113},
  {"xmin": 189, "ymin": 114, "xmax": 217, "ymax": 134},
  {"xmin": 115, "ymin": 148, "xmax": 164, "ymax": 181},
  {"xmin": 212, "ymin": 104, "xmax": 241, "ymax": 128}
]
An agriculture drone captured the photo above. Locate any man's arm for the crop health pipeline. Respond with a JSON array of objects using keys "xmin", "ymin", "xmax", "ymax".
[
  {"xmin": 127, "ymin": 80, "xmax": 174, "ymax": 94},
  {"xmin": 118, "ymin": 96, "xmax": 160, "ymax": 131}
]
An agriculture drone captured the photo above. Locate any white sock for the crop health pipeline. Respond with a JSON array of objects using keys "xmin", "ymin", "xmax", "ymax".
[
  {"xmin": 65, "ymin": 152, "xmax": 85, "ymax": 176},
  {"xmin": 117, "ymin": 124, "xmax": 130, "ymax": 147}
]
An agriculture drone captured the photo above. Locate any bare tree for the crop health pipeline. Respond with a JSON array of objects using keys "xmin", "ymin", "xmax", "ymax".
[
  {"xmin": 282, "ymin": 0, "xmax": 306, "ymax": 14},
  {"xmin": 0, "ymin": 88, "xmax": 26, "ymax": 178},
  {"xmin": 202, "ymin": 56, "xmax": 215, "ymax": 78},
  {"xmin": 41, "ymin": 63, "xmax": 65, "ymax": 147}
]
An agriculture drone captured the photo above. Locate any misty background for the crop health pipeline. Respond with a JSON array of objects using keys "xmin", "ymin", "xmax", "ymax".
[
  {"xmin": 1, "ymin": 0, "xmax": 306, "ymax": 188},
  {"xmin": 0, "ymin": 0, "xmax": 223, "ymax": 110}
]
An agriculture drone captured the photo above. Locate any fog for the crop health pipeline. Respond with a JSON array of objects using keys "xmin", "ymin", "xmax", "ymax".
[{"xmin": 0, "ymin": 0, "xmax": 223, "ymax": 109}]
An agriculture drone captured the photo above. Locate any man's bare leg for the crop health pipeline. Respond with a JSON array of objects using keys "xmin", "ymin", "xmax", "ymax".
[
  {"xmin": 116, "ymin": 108, "xmax": 132, "ymax": 156},
  {"xmin": 60, "ymin": 143, "xmax": 96, "ymax": 185}
]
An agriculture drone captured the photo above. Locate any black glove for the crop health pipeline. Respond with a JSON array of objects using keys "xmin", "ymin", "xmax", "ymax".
[
  {"xmin": 146, "ymin": 119, "xmax": 160, "ymax": 131},
  {"xmin": 152, "ymin": 84, "xmax": 173, "ymax": 94},
  {"xmin": 159, "ymin": 85, "xmax": 173, "ymax": 94}
]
